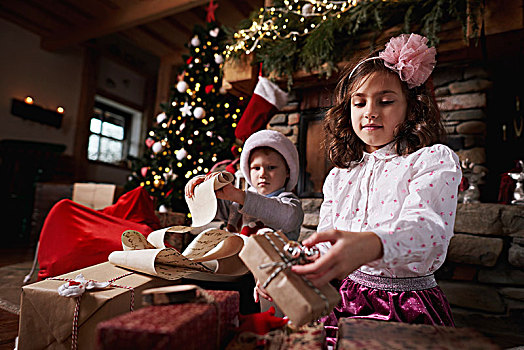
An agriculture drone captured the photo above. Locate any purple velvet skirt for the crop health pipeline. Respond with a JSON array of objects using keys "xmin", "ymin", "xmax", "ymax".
[{"xmin": 321, "ymin": 270, "xmax": 455, "ymax": 347}]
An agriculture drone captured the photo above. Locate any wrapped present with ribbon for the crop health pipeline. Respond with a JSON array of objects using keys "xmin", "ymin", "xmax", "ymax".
[
  {"xmin": 18, "ymin": 262, "xmax": 173, "ymax": 350},
  {"xmin": 108, "ymin": 226, "xmax": 249, "ymax": 282},
  {"xmin": 96, "ymin": 288, "xmax": 240, "ymax": 350},
  {"xmin": 238, "ymin": 229, "xmax": 341, "ymax": 327}
]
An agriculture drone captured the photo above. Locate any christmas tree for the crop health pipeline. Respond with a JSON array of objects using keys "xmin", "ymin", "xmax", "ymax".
[{"xmin": 126, "ymin": 18, "xmax": 245, "ymax": 214}]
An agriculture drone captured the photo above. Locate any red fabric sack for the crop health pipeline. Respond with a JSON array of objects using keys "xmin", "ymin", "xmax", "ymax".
[
  {"xmin": 101, "ymin": 186, "xmax": 160, "ymax": 230},
  {"xmin": 37, "ymin": 186, "xmax": 159, "ymax": 281}
]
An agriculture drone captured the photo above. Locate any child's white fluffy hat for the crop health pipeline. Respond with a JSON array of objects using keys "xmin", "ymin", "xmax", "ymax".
[{"xmin": 239, "ymin": 129, "xmax": 299, "ymax": 192}]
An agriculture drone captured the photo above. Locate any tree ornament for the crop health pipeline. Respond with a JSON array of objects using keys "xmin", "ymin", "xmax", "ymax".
[
  {"xmin": 193, "ymin": 106, "xmax": 206, "ymax": 119},
  {"xmin": 158, "ymin": 204, "xmax": 168, "ymax": 213},
  {"xmin": 176, "ymin": 148, "xmax": 188, "ymax": 160},
  {"xmin": 140, "ymin": 167, "xmax": 148, "ymax": 177},
  {"xmin": 145, "ymin": 138, "xmax": 155, "ymax": 148},
  {"xmin": 152, "ymin": 142, "xmax": 163, "ymax": 154},
  {"xmin": 191, "ymin": 36, "xmax": 201, "ymax": 47},
  {"xmin": 179, "ymin": 122, "xmax": 186, "ymax": 131},
  {"xmin": 156, "ymin": 112, "xmax": 167, "ymax": 124},
  {"xmin": 209, "ymin": 27, "xmax": 220, "ymax": 38},
  {"xmin": 176, "ymin": 81, "xmax": 189, "ymax": 93},
  {"xmin": 205, "ymin": 84, "xmax": 214, "ymax": 94},
  {"xmin": 214, "ymin": 53, "xmax": 224, "ymax": 64},
  {"xmin": 179, "ymin": 103, "xmax": 192, "ymax": 117},
  {"xmin": 301, "ymin": 3, "xmax": 313, "ymax": 16}
]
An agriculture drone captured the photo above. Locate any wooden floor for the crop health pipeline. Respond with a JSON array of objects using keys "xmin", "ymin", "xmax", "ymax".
[{"xmin": 0, "ymin": 246, "xmax": 35, "ymax": 350}]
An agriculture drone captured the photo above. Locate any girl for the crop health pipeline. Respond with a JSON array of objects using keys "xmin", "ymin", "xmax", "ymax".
[{"xmin": 291, "ymin": 33, "xmax": 462, "ymax": 345}]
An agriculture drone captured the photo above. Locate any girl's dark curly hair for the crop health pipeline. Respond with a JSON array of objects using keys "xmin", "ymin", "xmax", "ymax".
[{"xmin": 322, "ymin": 49, "xmax": 445, "ymax": 169}]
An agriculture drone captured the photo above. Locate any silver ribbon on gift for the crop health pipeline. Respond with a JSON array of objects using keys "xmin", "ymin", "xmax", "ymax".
[
  {"xmin": 49, "ymin": 272, "xmax": 135, "ymax": 350},
  {"xmin": 257, "ymin": 230, "xmax": 330, "ymax": 316}
]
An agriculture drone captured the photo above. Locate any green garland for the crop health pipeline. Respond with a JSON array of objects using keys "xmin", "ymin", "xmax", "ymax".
[{"xmin": 225, "ymin": 0, "xmax": 482, "ymax": 88}]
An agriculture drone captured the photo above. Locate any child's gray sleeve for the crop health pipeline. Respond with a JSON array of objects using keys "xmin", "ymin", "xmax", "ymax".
[{"xmin": 239, "ymin": 191, "xmax": 304, "ymax": 240}]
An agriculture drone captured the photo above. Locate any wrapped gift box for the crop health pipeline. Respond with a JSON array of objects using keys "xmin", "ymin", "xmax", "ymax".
[
  {"xmin": 18, "ymin": 262, "xmax": 173, "ymax": 350},
  {"xmin": 96, "ymin": 289, "xmax": 240, "ymax": 350},
  {"xmin": 239, "ymin": 230, "xmax": 341, "ymax": 327},
  {"xmin": 337, "ymin": 318, "xmax": 501, "ymax": 350}
]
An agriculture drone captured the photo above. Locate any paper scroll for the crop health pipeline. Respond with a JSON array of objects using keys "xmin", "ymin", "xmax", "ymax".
[
  {"xmin": 184, "ymin": 171, "xmax": 235, "ymax": 227},
  {"xmin": 108, "ymin": 225, "xmax": 248, "ymax": 281}
]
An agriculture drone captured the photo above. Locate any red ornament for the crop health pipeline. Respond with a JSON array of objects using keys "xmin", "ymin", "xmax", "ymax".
[
  {"xmin": 205, "ymin": 84, "xmax": 214, "ymax": 94},
  {"xmin": 186, "ymin": 57, "xmax": 193, "ymax": 65},
  {"xmin": 141, "ymin": 167, "xmax": 148, "ymax": 177},
  {"xmin": 145, "ymin": 138, "xmax": 155, "ymax": 148},
  {"xmin": 231, "ymin": 145, "xmax": 240, "ymax": 158},
  {"xmin": 206, "ymin": 0, "xmax": 219, "ymax": 22}
]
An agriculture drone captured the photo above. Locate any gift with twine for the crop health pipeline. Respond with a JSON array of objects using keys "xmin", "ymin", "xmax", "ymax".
[{"xmin": 239, "ymin": 230, "xmax": 340, "ymax": 327}]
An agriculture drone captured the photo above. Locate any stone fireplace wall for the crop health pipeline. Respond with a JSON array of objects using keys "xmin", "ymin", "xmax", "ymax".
[{"xmin": 266, "ymin": 63, "xmax": 524, "ymax": 348}]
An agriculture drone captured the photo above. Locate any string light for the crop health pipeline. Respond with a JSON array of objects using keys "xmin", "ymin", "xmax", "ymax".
[{"xmin": 225, "ymin": 0, "xmax": 360, "ymax": 57}]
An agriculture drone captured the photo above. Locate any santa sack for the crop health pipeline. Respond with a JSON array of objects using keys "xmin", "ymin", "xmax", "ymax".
[{"xmin": 37, "ymin": 186, "xmax": 160, "ymax": 280}]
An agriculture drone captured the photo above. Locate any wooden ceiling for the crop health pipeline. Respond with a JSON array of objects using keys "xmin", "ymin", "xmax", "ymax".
[{"xmin": 0, "ymin": 0, "xmax": 263, "ymax": 67}]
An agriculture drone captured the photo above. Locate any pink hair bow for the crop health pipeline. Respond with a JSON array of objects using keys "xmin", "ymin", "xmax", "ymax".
[{"xmin": 379, "ymin": 33, "xmax": 437, "ymax": 89}]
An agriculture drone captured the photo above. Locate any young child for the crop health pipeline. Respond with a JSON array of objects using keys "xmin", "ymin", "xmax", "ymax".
[
  {"xmin": 185, "ymin": 129, "xmax": 304, "ymax": 314},
  {"xmin": 185, "ymin": 129, "xmax": 304, "ymax": 240},
  {"xmin": 288, "ymin": 33, "xmax": 462, "ymax": 345}
]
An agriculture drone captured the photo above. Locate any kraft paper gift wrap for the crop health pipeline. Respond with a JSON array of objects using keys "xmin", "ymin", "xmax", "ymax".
[
  {"xmin": 18, "ymin": 262, "xmax": 173, "ymax": 350},
  {"xmin": 238, "ymin": 230, "xmax": 341, "ymax": 327}
]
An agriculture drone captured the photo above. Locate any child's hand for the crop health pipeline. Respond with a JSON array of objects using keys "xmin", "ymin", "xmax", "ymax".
[
  {"xmin": 215, "ymin": 183, "xmax": 246, "ymax": 204},
  {"xmin": 254, "ymin": 280, "xmax": 273, "ymax": 303},
  {"xmin": 184, "ymin": 175, "xmax": 206, "ymax": 198},
  {"xmin": 291, "ymin": 229, "xmax": 383, "ymax": 288},
  {"xmin": 184, "ymin": 172, "xmax": 220, "ymax": 198}
]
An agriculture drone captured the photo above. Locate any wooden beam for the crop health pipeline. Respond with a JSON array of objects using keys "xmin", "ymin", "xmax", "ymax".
[
  {"xmin": 73, "ymin": 47, "xmax": 98, "ymax": 181},
  {"xmin": 0, "ymin": 0, "xmax": 62, "ymax": 35},
  {"xmin": 41, "ymin": 0, "xmax": 210, "ymax": 51},
  {"xmin": 119, "ymin": 27, "xmax": 181, "ymax": 58}
]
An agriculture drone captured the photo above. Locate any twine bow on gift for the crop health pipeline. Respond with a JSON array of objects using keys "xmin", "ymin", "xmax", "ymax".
[
  {"xmin": 257, "ymin": 230, "xmax": 330, "ymax": 317},
  {"xmin": 49, "ymin": 272, "xmax": 135, "ymax": 350}
]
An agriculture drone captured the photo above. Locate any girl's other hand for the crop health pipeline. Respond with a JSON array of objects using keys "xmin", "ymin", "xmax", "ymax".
[
  {"xmin": 292, "ymin": 230, "xmax": 383, "ymax": 288},
  {"xmin": 254, "ymin": 280, "xmax": 273, "ymax": 302}
]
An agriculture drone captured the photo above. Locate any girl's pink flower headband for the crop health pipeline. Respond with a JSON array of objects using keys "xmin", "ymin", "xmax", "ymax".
[{"xmin": 348, "ymin": 33, "xmax": 437, "ymax": 89}]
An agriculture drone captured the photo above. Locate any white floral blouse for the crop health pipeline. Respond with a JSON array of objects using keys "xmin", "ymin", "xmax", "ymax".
[{"xmin": 317, "ymin": 143, "xmax": 462, "ymax": 278}]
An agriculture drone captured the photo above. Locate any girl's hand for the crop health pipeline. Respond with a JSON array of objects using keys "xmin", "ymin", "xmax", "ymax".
[
  {"xmin": 254, "ymin": 280, "xmax": 273, "ymax": 303},
  {"xmin": 291, "ymin": 230, "xmax": 383, "ymax": 288},
  {"xmin": 184, "ymin": 172, "xmax": 220, "ymax": 198}
]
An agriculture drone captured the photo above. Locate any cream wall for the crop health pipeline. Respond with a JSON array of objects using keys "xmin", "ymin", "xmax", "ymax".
[{"xmin": 0, "ymin": 18, "xmax": 83, "ymax": 156}]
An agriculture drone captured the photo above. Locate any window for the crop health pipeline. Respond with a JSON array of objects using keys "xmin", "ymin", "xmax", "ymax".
[{"xmin": 88, "ymin": 96, "xmax": 142, "ymax": 164}]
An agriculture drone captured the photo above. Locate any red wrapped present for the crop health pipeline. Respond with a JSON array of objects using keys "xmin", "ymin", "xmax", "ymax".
[{"xmin": 96, "ymin": 289, "xmax": 239, "ymax": 350}]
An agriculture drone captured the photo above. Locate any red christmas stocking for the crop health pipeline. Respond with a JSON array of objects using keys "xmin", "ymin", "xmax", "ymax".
[{"xmin": 234, "ymin": 76, "xmax": 288, "ymax": 142}]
